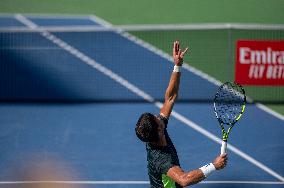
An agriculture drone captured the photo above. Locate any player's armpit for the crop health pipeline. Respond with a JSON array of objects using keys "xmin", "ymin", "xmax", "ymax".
[{"xmin": 167, "ymin": 166, "xmax": 205, "ymax": 187}]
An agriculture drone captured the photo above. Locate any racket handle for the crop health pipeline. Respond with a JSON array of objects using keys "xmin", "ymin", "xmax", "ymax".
[{"xmin": 220, "ymin": 140, "xmax": 227, "ymax": 155}]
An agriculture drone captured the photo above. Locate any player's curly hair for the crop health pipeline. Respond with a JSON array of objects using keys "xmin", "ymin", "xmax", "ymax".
[{"xmin": 135, "ymin": 113, "xmax": 159, "ymax": 142}]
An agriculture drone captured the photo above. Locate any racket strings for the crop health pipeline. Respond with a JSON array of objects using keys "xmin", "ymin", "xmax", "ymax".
[{"xmin": 214, "ymin": 82, "xmax": 245, "ymax": 125}]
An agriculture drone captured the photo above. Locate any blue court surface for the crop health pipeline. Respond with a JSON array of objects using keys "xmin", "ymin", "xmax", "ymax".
[{"xmin": 0, "ymin": 15, "xmax": 284, "ymax": 188}]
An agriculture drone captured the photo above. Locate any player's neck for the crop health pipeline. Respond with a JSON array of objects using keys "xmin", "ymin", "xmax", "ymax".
[{"xmin": 151, "ymin": 135, "xmax": 167, "ymax": 147}]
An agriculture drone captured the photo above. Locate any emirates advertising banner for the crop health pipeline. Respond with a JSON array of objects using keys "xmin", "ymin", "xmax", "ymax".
[{"xmin": 235, "ymin": 40, "xmax": 284, "ymax": 85}]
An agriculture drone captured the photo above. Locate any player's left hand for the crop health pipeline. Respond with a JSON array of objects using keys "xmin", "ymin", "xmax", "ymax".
[{"xmin": 173, "ymin": 40, "xmax": 188, "ymax": 66}]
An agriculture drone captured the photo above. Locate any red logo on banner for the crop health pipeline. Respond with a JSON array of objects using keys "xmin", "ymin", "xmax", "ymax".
[{"xmin": 235, "ymin": 40, "xmax": 284, "ymax": 85}]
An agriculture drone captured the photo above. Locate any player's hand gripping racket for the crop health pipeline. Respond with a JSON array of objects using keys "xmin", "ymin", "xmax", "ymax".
[{"xmin": 213, "ymin": 82, "xmax": 246, "ymax": 155}]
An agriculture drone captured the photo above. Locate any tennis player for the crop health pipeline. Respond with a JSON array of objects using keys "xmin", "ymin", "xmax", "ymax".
[{"xmin": 135, "ymin": 41, "xmax": 228, "ymax": 188}]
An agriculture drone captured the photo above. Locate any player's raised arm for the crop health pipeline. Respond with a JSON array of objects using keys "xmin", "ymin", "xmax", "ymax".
[{"xmin": 160, "ymin": 41, "xmax": 188, "ymax": 118}]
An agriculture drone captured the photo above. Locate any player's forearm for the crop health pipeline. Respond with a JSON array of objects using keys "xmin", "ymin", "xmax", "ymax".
[
  {"xmin": 179, "ymin": 169, "xmax": 205, "ymax": 187},
  {"xmin": 182, "ymin": 159, "xmax": 225, "ymax": 186},
  {"xmin": 165, "ymin": 72, "xmax": 181, "ymax": 102}
]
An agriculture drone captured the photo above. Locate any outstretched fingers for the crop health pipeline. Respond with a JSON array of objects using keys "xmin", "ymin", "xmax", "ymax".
[
  {"xmin": 172, "ymin": 41, "xmax": 189, "ymax": 65},
  {"xmin": 180, "ymin": 47, "xmax": 189, "ymax": 58},
  {"xmin": 172, "ymin": 41, "xmax": 176, "ymax": 56},
  {"xmin": 173, "ymin": 40, "xmax": 180, "ymax": 56}
]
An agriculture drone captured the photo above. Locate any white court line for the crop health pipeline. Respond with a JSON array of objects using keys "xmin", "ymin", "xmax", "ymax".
[
  {"xmin": 89, "ymin": 15, "xmax": 284, "ymax": 121},
  {"xmin": 0, "ymin": 13, "xmax": 92, "ymax": 19},
  {"xmin": 14, "ymin": 14, "xmax": 284, "ymax": 182},
  {"xmin": 0, "ymin": 180, "xmax": 283, "ymax": 185},
  {"xmin": 0, "ymin": 26, "xmax": 113, "ymax": 33},
  {"xmin": 14, "ymin": 14, "xmax": 155, "ymax": 104},
  {"xmin": 256, "ymin": 103, "xmax": 284, "ymax": 121}
]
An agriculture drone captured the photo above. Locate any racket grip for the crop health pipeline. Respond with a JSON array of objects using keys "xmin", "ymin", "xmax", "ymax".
[{"xmin": 220, "ymin": 140, "xmax": 227, "ymax": 155}]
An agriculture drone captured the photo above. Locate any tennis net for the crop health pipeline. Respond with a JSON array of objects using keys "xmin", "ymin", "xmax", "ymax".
[{"xmin": 0, "ymin": 24, "xmax": 283, "ymax": 103}]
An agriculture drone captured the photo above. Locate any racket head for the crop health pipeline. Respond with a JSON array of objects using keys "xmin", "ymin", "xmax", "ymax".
[{"xmin": 213, "ymin": 82, "xmax": 246, "ymax": 126}]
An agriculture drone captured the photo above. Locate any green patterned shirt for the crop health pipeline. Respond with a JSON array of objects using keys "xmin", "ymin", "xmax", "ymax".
[{"xmin": 146, "ymin": 115, "xmax": 182, "ymax": 188}]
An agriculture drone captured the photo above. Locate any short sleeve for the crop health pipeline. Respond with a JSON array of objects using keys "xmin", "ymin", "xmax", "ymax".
[{"xmin": 158, "ymin": 153, "xmax": 176, "ymax": 174}]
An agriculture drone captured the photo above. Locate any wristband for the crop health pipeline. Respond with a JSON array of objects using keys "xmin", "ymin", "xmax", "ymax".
[
  {"xmin": 199, "ymin": 163, "xmax": 216, "ymax": 177},
  {"xmin": 173, "ymin": 65, "xmax": 181, "ymax": 73}
]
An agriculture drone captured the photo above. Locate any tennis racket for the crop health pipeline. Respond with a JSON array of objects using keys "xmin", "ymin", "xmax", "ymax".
[{"xmin": 213, "ymin": 82, "xmax": 246, "ymax": 155}]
